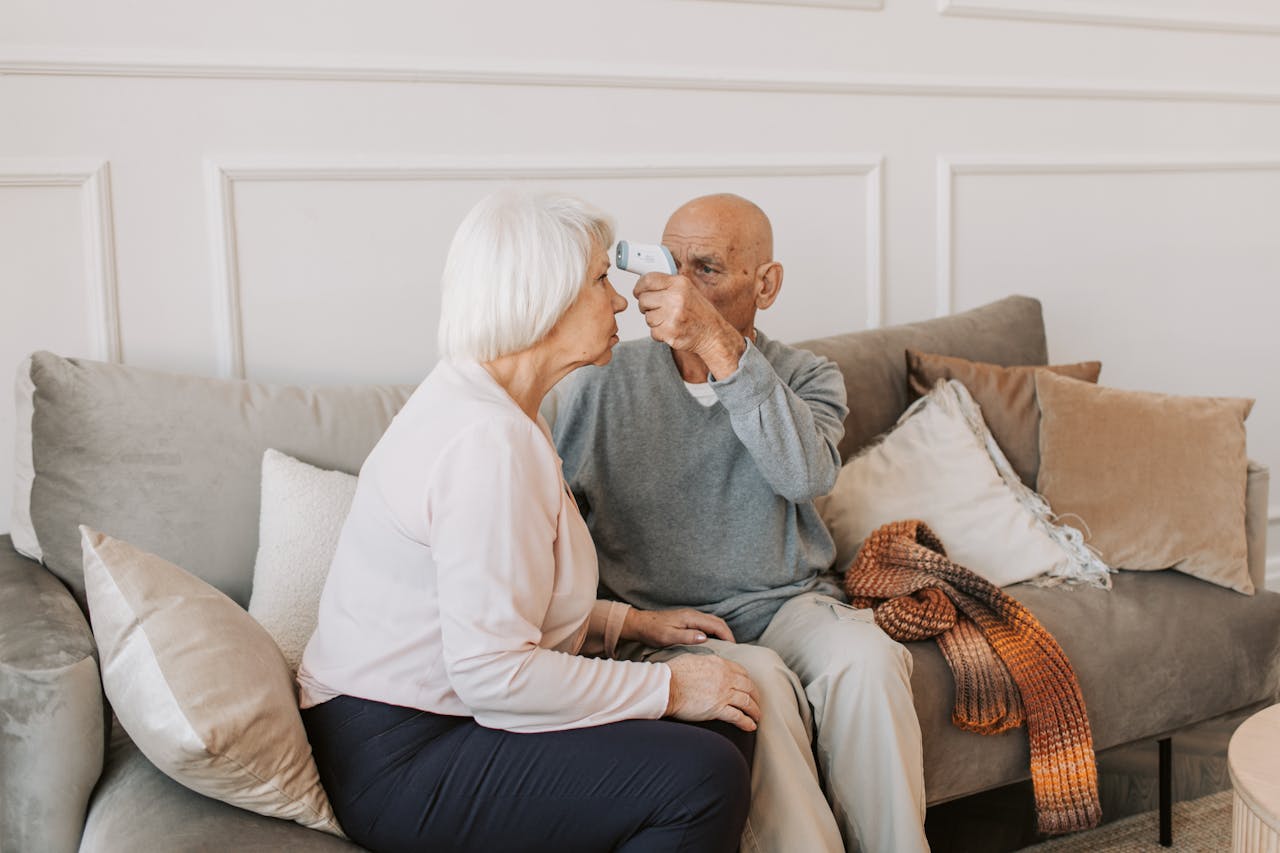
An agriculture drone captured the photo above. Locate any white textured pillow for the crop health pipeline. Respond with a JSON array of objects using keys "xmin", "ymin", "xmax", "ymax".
[
  {"xmin": 249, "ymin": 449, "xmax": 357, "ymax": 672},
  {"xmin": 816, "ymin": 380, "xmax": 1110, "ymax": 588},
  {"xmin": 80, "ymin": 526, "xmax": 343, "ymax": 836}
]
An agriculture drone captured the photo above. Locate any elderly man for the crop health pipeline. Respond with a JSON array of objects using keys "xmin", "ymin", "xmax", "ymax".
[{"xmin": 549, "ymin": 194, "xmax": 929, "ymax": 853}]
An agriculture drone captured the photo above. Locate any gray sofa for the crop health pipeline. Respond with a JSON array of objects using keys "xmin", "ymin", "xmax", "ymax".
[{"xmin": 4, "ymin": 295, "xmax": 1278, "ymax": 852}]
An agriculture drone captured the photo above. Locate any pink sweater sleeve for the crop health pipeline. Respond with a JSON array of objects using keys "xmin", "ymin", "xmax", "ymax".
[{"xmin": 427, "ymin": 418, "xmax": 670, "ymax": 733}]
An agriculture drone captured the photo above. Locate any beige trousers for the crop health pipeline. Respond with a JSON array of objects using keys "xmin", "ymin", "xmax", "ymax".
[
  {"xmin": 619, "ymin": 637, "xmax": 845, "ymax": 853},
  {"xmin": 758, "ymin": 592, "xmax": 930, "ymax": 853}
]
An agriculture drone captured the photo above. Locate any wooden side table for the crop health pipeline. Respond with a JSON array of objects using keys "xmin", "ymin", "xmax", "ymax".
[{"xmin": 1230, "ymin": 703, "xmax": 1280, "ymax": 852}]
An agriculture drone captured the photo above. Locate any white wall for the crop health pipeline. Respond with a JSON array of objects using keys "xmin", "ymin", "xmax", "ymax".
[{"xmin": 3, "ymin": 0, "xmax": 1278, "ymax": 586}]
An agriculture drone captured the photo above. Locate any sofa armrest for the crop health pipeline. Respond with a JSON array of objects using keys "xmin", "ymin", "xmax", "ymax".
[
  {"xmin": 1246, "ymin": 461, "xmax": 1270, "ymax": 593},
  {"xmin": 0, "ymin": 535, "xmax": 106, "ymax": 853}
]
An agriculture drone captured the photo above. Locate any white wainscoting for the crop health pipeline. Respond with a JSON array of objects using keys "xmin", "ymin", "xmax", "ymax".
[
  {"xmin": 939, "ymin": 0, "xmax": 1280, "ymax": 36},
  {"xmin": 0, "ymin": 160, "xmax": 121, "ymax": 535},
  {"xmin": 693, "ymin": 0, "xmax": 884, "ymax": 8},
  {"xmin": 206, "ymin": 155, "xmax": 882, "ymax": 384},
  {"xmin": 0, "ymin": 161, "xmax": 121, "ymax": 363},
  {"xmin": 940, "ymin": 155, "xmax": 1280, "ymax": 589},
  {"xmin": 3, "ymin": 49, "xmax": 1280, "ymax": 105},
  {"xmin": 935, "ymin": 156, "xmax": 1280, "ymax": 318},
  {"xmin": 3, "ymin": 0, "xmax": 1280, "ymax": 540}
]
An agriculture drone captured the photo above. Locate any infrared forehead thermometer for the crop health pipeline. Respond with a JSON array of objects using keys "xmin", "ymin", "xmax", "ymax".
[{"xmin": 615, "ymin": 241, "xmax": 677, "ymax": 276}]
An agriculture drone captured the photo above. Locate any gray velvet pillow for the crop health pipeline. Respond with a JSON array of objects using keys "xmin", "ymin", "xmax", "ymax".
[{"xmin": 26, "ymin": 352, "xmax": 413, "ymax": 609}]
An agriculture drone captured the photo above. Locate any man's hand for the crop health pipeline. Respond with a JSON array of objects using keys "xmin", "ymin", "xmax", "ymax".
[
  {"xmin": 634, "ymin": 273, "xmax": 745, "ymax": 376},
  {"xmin": 665, "ymin": 654, "xmax": 761, "ymax": 732},
  {"xmin": 623, "ymin": 607, "xmax": 736, "ymax": 648}
]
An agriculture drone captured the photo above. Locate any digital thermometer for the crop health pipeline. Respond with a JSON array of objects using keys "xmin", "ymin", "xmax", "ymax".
[{"xmin": 615, "ymin": 241, "xmax": 677, "ymax": 276}]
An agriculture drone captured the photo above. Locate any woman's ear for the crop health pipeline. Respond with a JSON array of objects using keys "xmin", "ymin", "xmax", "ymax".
[{"xmin": 755, "ymin": 262, "xmax": 783, "ymax": 310}]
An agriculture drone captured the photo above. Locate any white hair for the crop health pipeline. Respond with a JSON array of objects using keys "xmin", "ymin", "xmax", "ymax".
[{"xmin": 437, "ymin": 190, "xmax": 615, "ymax": 362}]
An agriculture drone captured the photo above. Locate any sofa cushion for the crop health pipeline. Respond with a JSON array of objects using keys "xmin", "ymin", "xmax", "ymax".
[
  {"xmin": 1035, "ymin": 370, "xmax": 1254, "ymax": 594},
  {"xmin": 915, "ymin": 570, "xmax": 1280, "ymax": 805},
  {"xmin": 249, "ymin": 450, "xmax": 357, "ymax": 672},
  {"xmin": 904, "ymin": 349, "xmax": 1101, "ymax": 488},
  {"xmin": 25, "ymin": 351, "xmax": 413, "ymax": 608},
  {"xmin": 82, "ymin": 527, "xmax": 342, "ymax": 836},
  {"xmin": 817, "ymin": 380, "xmax": 1109, "ymax": 587},
  {"xmin": 795, "ymin": 295, "xmax": 1048, "ymax": 463},
  {"xmin": 82, "ymin": 721, "xmax": 364, "ymax": 853},
  {"xmin": 0, "ymin": 536, "xmax": 104, "ymax": 853}
]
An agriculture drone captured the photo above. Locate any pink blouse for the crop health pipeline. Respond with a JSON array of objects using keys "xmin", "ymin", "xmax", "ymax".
[{"xmin": 297, "ymin": 359, "xmax": 670, "ymax": 732}]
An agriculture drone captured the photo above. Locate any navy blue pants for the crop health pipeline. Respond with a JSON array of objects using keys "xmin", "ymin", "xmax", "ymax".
[{"xmin": 302, "ymin": 695, "xmax": 753, "ymax": 853}]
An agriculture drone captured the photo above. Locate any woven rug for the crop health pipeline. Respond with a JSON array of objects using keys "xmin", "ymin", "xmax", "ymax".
[{"xmin": 1020, "ymin": 790, "xmax": 1232, "ymax": 851}]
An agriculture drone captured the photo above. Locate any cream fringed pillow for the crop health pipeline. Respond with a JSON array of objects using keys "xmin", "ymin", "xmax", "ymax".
[
  {"xmin": 80, "ymin": 527, "xmax": 344, "ymax": 837},
  {"xmin": 250, "ymin": 449, "xmax": 357, "ymax": 672},
  {"xmin": 817, "ymin": 380, "xmax": 1111, "ymax": 588},
  {"xmin": 1035, "ymin": 371, "xmax": 1254, "ymax": 594}
]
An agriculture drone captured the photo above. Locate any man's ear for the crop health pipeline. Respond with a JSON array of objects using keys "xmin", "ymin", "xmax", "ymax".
[{"xmin": 755, "ymin": 261, "xmax": 783, "ymax": 310}]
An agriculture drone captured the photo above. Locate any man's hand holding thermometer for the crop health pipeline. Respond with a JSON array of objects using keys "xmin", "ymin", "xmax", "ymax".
[{"xmin": 614, "ymin": 240, "xmax": 746, "ymax": 380}]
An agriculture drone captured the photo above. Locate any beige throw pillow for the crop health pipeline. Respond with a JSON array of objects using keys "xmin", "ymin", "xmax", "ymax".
[
  {"xmin": 817, "ymin": 380, "xmax": 1111, "ymax": 588},
  {"xmin": 80, "ymin": 527, "xmax": 344, "ymax": 836},
  {"xmin": 1034, "ymin": 371, "xmax": 1254, "ymax": 594},
  {"xmin": 906, "ymin": 349, "xmax": 1102, "ymax": 488},
  {"xmin": 250, "ymin": 450, "xmax": 357, "ymax": 673}
]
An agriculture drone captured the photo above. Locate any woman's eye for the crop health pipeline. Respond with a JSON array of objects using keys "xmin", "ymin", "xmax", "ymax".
[{"xmin": 700, "ymin": 264, "xmax": 716, "ymax": 275}]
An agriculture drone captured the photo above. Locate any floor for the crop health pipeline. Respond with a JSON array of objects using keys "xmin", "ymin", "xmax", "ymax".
[{"xmin": 923, "ymin": 709, "xmax": 1251, "ymax": 852}]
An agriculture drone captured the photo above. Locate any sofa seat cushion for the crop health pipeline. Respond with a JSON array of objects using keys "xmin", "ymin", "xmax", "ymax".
[
  {"xmin": 915, "ymin": 571, "xmax": 1280, "ymax": 804},
  {"xmin": 82, "ymin": 722, "xmax": 364, "ymax": 853}
]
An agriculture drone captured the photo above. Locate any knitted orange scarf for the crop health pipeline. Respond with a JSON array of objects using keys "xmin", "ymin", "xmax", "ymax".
[{"xmin": 844, "ymin": 519, "xmax": 1101, "ymax": 836}]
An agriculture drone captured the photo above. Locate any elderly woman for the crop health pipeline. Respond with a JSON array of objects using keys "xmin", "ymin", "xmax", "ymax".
[{"xmin": 297, "ymin": 191, "xmax": 760, "ymax": 853}]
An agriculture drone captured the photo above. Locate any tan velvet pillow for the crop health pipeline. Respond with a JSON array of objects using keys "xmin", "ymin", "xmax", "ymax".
[
  {"xmin": 81, "ymin": 527, "xmax": 344, "ymax": 835},
  {"xmin": 1034, "ymin": 371, "xmax": 1254, "ymax": 594},
  {"xmin": 906, "ymin": 349, "xmax": 1102, "ymax": 488}
]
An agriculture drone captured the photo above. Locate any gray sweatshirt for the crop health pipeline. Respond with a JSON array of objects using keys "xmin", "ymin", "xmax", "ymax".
[{"xmin": 549, "ymin": 331, "xmax": 849, "ymax": 642}]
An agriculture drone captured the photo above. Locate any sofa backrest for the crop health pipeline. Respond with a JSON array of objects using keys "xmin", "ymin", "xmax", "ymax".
[
  {"xmin": 795, "ymin": 295, "xmax": 1048, "ymax": 462},
  {"xmin": 15, "ymin": 294, "xmax": 1046, "ymax": 611},
  {"xmin": 21, "ymin": 352, "xmax": 414, "ymax": 609}
]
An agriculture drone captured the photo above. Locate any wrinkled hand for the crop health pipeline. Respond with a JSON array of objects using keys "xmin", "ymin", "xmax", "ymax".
[
  {"xmin": 623, "ymin": 607, "xmax": 736, "ymax": 648},
  {"xmin": 634, "ymin": 273, "xmax": 741, "ymax": 359},
  {"xmin": 665, "ymin": 654, "xmax": 762, "ymax": 732}
]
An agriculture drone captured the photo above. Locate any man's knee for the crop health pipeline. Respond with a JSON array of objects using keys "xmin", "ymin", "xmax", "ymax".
[{"xmin": 770, "ymin": 596, "xmax": 913, "ymax": 688}]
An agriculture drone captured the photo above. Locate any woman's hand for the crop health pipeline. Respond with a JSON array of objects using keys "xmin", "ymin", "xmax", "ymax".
[
  {"xmin": 623, "ymin": 608, "xmax": 735, "ymax": 648},
  {"xmin": 664, "ymin": 655, "xmax": 761, "ymax": 732}
]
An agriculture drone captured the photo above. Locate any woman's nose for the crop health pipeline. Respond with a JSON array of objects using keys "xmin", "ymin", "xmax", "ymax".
[{"xmin": 610, "ymin": 283, "xmax": 627, "ymax": 313}]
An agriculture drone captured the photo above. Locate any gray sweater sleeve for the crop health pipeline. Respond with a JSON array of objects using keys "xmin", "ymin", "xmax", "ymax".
[{"xmin": 709, "ymin": 339, "xmax": 849, "ymax": 502}]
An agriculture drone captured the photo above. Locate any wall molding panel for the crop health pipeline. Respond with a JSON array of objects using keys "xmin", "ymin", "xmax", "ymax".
[
  {"xmin": 939, "ymin": 0, "xmax": 1280, "ymax": 37},
  {"xmin": 935, "ymin": 156, "xmax": 1280, "ymax": 318},
  {"xmin": 205, "ymin": 154, "xmax": 883, "ymax": 380},
  {"xmin": 695, "ymin": 0, "xmax": 883, "ymax": 8},
  {"xmin": 0, "ymin": 160, "xmax": 122, "ymax": 363},
  {"xmin": 5, "ymin": 50, "xmax": 1280, "ymax": 105}
]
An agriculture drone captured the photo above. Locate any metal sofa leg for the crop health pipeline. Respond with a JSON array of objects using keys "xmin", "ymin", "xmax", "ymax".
[{"xmin": 1158, "ymin": 736, "xmax": 1172, "ymax": 847}]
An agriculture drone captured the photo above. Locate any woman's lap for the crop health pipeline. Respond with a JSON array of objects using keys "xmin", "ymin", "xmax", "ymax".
[{"xmin": 303, "ymin": 696, "xmax": 750, "ymax": 853}]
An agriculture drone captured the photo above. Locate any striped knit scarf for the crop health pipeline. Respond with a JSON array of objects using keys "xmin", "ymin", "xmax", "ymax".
[{"xmin": 844, "ymin": 519, "xmax": 1101, "ymax": 836}]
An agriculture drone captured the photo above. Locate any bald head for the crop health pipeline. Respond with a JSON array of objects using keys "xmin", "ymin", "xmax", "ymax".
[
  {"xmin": 663, "ymin": 194, "xmax": 774, "ymax": 269},
  {"xmin": 659, "ymin": 193, "xmax": 783, "ymax": 338}
]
